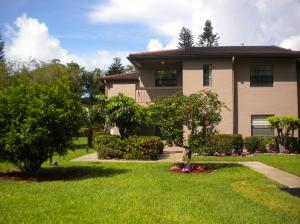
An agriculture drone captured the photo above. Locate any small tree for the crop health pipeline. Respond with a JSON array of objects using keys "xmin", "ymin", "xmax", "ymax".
[
  {"xmin": 81, "ymin": 68, "xmax": 105, "ymax": 104},
  {"xmin": 178, "ymin": 27, "xmax": 194, "ymax": 48},
  {"xmin": 0, "ymin": 32, "xmax": 6, "ymax": 87},
  {"xmin": 0, "ymin": 76, "xmax": 82, "ymax": 175},
  {"xmin": 268, "ymin": 116, "xmax": 300, "ymax": 151},
  {"xmin": 106, "ymin": 57, "xmax": 125, "ymax": 76},
  {"xmin": 124, "ymin": 64, "xmax": 136, "ymax": 73},
  {"xmin": 183, "ymin": 90, "xmax": 224, "ymax": 163},
  {"xmin": 198, "ymin": 20, "xmax": 220, "ymax": 47},
  {"xmin": 83, "ymin": 94, "xmax": 107, "ymax": 147},
  {"xmin": 105, "ymin": 93, "xmax": 147, "ymax": 138},
  {"xmin": 148, "ymin": 93, "xmax": 185, "ymax": 146}
]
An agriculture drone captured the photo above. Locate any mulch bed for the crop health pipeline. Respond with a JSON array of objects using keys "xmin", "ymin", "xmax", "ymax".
[{"xmin": 169, "ymin": 163, "xmax": 214, "ymax": 174}]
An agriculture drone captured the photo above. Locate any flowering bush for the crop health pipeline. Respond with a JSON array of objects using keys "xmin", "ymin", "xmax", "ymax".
[
  {"xmin": 183, "ymin": 90, "xmax": 225, "ymax": 161},
  {"xmin": 169, "ymin": 163, "xmax": 213, "ymax": 174}
]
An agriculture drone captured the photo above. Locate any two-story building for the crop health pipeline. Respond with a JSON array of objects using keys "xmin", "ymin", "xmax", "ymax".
[{"xmin": 102, "ymin": 46, "xmax": 300, "ymax": 137}]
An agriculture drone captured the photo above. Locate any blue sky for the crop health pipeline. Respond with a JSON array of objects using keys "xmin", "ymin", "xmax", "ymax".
[
  {"xmin": 1, "ymin": 0, "xmax": 159, "ymax": 50},
  {"xmin": 1, "ymin": 0, "xmax": 300, "ymax": 70}
]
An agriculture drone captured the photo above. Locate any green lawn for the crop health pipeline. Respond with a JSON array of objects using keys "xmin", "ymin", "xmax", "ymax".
[
  {"xmin": 193, "ymin": 154, "xmax": 300, "ymax": 176},
  {"xmin": 0, "ymin": 139, "xmax": 300, "ymax": 223}
]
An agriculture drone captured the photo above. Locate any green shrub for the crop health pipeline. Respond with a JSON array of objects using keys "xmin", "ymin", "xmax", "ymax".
[
  {"xmin": 0, "ymin": 76, "xmax": 82, "ymax": 175},
  {"xmin": 97, "ymin": 145, "xmax": 124, "ymax": 159},
  {"xmin": 188, "ymin": 134, "xmax": 243, "ymax": 155},
  {"xmin": 124, "ymin": 136, "xmax": 163, "ymax": 160},
  {"xmin": 285, "ymin": 137, "xmax": 300, "ymax": 153},
  {"xmin": 244, "ymin": 137, "xmax": 266, "ymax": 153},
  {"xmin": 94, "ymin": 135, "xmax": 164, "ymax": 160},
  {"xmin": 210, "ymin": 134, "xmax": 244, "ymax": 154},
  {"xmin": 94, "ymin": 134, "xmax": 124, "ymax": 159}
]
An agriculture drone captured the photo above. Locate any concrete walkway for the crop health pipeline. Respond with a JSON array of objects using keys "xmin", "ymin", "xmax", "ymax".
[
  {"xmin": 238, "ymin": 161, "xmax": 300, "ymax": 188},
  {"xmin": 71, "ymin": 145, "xmax": 184, "ymax": 163},
  {"xmin": 72, "ymin": 147, "xmax": 300, "ymax": 188}
]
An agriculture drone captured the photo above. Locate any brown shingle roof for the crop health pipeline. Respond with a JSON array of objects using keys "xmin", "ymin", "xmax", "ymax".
[
  {"xmin": 101, "ymin": 72, "xmax": 139, "ymax": 81},
  {"xmin": 128, "ymin": 46, "xmax": 300, "ymax": 60}
]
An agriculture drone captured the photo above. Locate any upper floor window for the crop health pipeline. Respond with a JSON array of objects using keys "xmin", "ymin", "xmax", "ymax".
[
  {"xmin": 203, "ymin": 64, "xmax": 212, "ymax": 86},
  {"xmin": 250, "ymin": 65, "xmax": 273, "ymax": 87},
  {"xmin": 155, "ymin": 69, "xmax": 177, "ymax": 87}
]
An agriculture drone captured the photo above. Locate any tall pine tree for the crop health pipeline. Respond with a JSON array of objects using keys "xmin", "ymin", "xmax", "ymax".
[
  {"xmin": 0, "ymin": 32, "xmax": 6, "ymax": 87},
  {"xmin": 106, "ymin": 57, "xmax": 125, "ymax": 76},
  {"xmin": 198, "ymin": 20, "xmax": 220, "ymax": 47},
  {"xmin": 178, "ymin": 27, "xmax": 194, "ymax": 48}
]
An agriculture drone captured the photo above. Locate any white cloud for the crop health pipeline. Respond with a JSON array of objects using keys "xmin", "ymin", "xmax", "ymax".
[
  {"xmin": 280, "ymin": 35, "xmax": 300, "ymax": 50},
  {"xmin": 5, "ymin": 14, "xmax": 129, "ymax": 70},
  {"xmin": 146, "ymin": 39, "xmax": 163, "ymax": 51},
  {"xmin": 88, "ymin": 0, "xmax": 300, "ymax": 50}
]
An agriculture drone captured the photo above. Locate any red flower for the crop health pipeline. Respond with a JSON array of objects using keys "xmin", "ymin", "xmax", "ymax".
[
  {"xmin": 204, "ymin": 120, "xmax": 209, "ymax": 126},
  {"xmin": 188, "ymin": 104, "xmax": 193, "ymax": 110}
]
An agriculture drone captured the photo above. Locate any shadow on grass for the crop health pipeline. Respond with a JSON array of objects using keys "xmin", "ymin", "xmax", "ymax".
[
  {"xmin": 0, "ymin": 166, "xmax": 128, "ymax": 182},
  {"xmin": 170, "ymin": 162, "xmax": 242, "ymax": 174},
  {"xmin": 192, "ymin": 163, "xmax": 242, "ymax": 170},
  {"xmin": 73, "ymin": 143, "xmax": 89, "ymax": 149},
  {"xmin": 281, "ymin": 188, "xmax": 300, "ymax": 198}
]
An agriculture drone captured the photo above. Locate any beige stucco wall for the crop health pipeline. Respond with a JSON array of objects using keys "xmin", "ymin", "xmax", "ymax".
[
  {"xmin": 235, "ymin": 58, "xmax": 298, "ymax": 136},
  {"xmin": 106, "ymin": 81, "xmax": 137, "ymax": 99},
  {"xmin": 182, "ymin": 59, "xmax": 234, "ymax": 134},
  {"xmin": 105, "ymin": 58, "xmax": 299, "ymax": 137}
]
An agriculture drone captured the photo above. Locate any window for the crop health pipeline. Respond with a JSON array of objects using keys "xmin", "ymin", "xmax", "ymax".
[
  {"xmin": 155, "ymin": 70, "xmax": 177, "ymax": 87},
  {"xmin": 251, "ymin": 115, "xmax": 273, "ymax": 136},
  {"xmin": 203, "ymin": 64, "xmax": 212, "ymax": 86},
  {"xmin": 250, "ymin": 65, "xmax": 273, "ymax": 87}
]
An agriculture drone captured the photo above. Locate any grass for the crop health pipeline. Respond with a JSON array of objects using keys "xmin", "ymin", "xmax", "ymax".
[
  {"xmin": 0, "ymin": 138, "xmax": 300, "ymax": 223},
  {"xmin": 192, "ymin": 154, "xmax": 300, "ymax": 176}
]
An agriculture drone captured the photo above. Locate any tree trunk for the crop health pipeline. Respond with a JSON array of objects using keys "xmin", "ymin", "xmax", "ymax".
[{"xmin": 87, "ymin": 128, "xmax": 93, "ymax": 147}]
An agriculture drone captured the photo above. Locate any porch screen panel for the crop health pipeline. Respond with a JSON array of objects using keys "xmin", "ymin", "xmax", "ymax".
[{"xmin": 155, "ymin": 70, "xmax": 177, "ymax": 87}]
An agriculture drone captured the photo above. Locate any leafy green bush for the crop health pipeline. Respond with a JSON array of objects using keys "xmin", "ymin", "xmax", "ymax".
[
  {"xmin": 210, "ymin": 134, "xmax": 244, "ymax": 154},
  {"xmin": 285, "ymin": 137, "xmax": 300, "ymax": 153},
  {"xmin": 105, "ymin": 93, "xmax": 148, "ymax": 138},
  {"xmin": 97, "ymin": 145, "xmax": 124, "ymax": 159},
  {"xmin": 148, "ymin": 93, "xmax": 185, "ymax": 146},
  {"xmin": 0, "ymin": 76, "xmax": 82, "ymax": 175},
  {"xmin": 188, "ymin": 134, "xmax": 243, "ymax": 155},
  {"xmin": 188, "ymin": 133, "xmax": 209, "ymax": 155},
  {"xmin": 244, "ymin": 137, "xmax": 266, "ymax": 153},
  {"xmin": 124, "ymin": 136, "xmax": 163, "ymax": 160},
  {"xmin": 94, "ymin": 134, "xmax": 163, "ymax": 160},
  {"xmin": 94, "ymin": 134, "xmax": 124, "ymax": 159}
]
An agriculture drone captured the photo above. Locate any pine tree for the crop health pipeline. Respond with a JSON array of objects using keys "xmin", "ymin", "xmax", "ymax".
[
  {"xmin": 106, "ymin": 57, "xmax": 125, "ymax": 76},
  {"xmin": 0, "ymin": 33, "xmax": 6, "ymax": 87},
  {"xmin": 178, "ymin": 27, "xmax": 194, "ymax": 48},
  {"xmin": 198, "ymin": 20, "xmax": 220, "ymax": 47}
]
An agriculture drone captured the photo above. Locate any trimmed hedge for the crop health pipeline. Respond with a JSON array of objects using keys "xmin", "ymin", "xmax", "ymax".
[
  {"xmin": 189, "ymin": 134, "xmax": 243, "ymax": 155},
  {"xmin": 94, "ymin": 134, "xmax": 124, "ymax": 159},
  {"xmin": 94, "ymin": 134, "xmax": 164, "ymax": 160},
  {"xmin": 210, "ymin": 134, "xmax": 244, "ymax": 154},
  {"xmin": 124, "ymin": 136, "xmax": 164, "ymax": 160},
  {"xmin": 244, "ymin": 136, "xmax": 266, "ymax": 153}
]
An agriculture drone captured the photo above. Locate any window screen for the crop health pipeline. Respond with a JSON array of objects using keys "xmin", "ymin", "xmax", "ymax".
[
  {"xmin": 155, "ymin": 70, "xmax": 177, "ymax": 87},
  {"xmin": 203, "ymin": 64, "xmax": 212, "ymax": 86},
  {"xmin": 250, "ymin": 65, "xmax": 273, "ymax": 87},
  {"xmin": 251, "ymin": 115, "xmax": 273, "ymax": 136}
]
